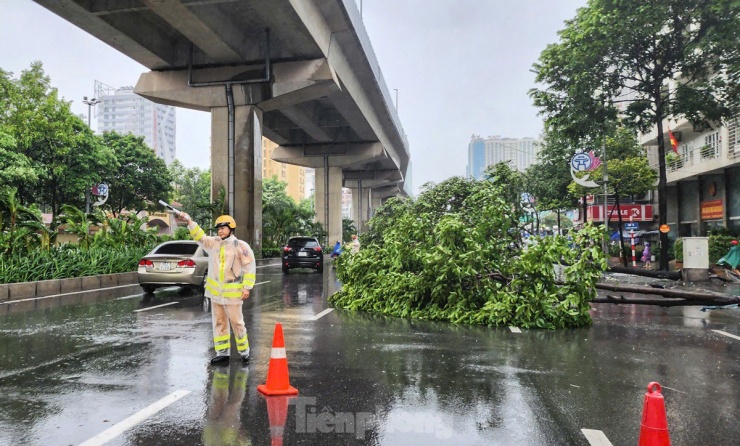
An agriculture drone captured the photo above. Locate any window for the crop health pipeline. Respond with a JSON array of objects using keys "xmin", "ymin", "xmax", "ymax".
[
  {"xmin": 703, "ymin": 131, "xmax": 721, "ymax": 158},
  {"xmin": 154, "ymin": 243, "xmax": 198, "ymax": 255},
  {"xmin": 288, "ymin": 238, "xmax": 319, "ymax": 248}
]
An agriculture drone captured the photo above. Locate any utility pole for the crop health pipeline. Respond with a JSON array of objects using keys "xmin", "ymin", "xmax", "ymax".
[
  {"xmin": 602, "ymin": 142, "xmax": 609, "ymax": 254},
  {"xmin": 82, "ymin": 96, "xmax": 101, "ymax": 213}
]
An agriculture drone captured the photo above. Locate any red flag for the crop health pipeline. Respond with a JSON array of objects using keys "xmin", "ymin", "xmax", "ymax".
[{"xmin": 667, "ymin": 128, "xmax": 679, "ymax": 154}]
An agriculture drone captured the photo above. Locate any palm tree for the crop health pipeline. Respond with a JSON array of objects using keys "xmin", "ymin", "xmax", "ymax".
[
  {"xmin": 0, "ymin": 188, "xmax": 46, "ymax": 254},
  {"xmin": 59, "ymin": 204, "xmax": 103, "ymax": 249}
]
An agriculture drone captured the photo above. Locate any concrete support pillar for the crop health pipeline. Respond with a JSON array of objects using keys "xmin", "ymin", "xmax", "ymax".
[
  {"xmin": 211, "ymin": 105, "xmax": 262, "ymax": 251},
  {"xmin": 349, "ymin": 184, "xmax": 362, "ymax": 232},
  {"xmin": 315, "ymin": 165, "xmax": 342, "ymax": 247},
  {"xmin": 350, "ymin": 184, "xmax": 374, "ymax": 232},
  {"xmin": 370, "ymin": 191, "xmax": 382, "ymax": 219}
]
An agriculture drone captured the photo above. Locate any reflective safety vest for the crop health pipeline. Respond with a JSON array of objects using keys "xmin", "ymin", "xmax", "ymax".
[{"xmin": 188, "ymin": 222, "xmax": 256, "ymax": 305}]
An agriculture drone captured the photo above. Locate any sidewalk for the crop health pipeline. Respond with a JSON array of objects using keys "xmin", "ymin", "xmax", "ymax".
[{"xmin": 601, "ymin": 270, "xmax": 740, "ymax": 299}]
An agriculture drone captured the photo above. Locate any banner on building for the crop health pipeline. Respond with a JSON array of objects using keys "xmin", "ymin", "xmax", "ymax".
[
  {"xmin": 587, "ymin": 204, "xmax": 653, "ymax": 222},
  {"xmin": 700, "ymin": 199, "xmax": 723, "ymax": 220}
]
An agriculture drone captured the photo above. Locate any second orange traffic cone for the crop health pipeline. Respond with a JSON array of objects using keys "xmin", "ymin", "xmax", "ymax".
[
  {"xmin": 258, "ymin": 323, "xmax": 299, "ymax": 396},
  {"xmin": 638, "ymin": 381, "xmax": 671, "ymax": 446}
]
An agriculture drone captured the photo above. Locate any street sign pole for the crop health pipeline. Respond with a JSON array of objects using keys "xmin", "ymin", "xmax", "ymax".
[{"xmin": 630, "ymin": 217, "xmax": 636, "ymax": 267}]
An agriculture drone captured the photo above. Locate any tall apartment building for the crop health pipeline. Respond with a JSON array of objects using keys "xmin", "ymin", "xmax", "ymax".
[
  {"xmin": 466, "ymin": 134, "xmax": 540, "ymax": 179},
  {"xmin": 262, "ymin": 138, "xmax": 306, "ymax": 203},
  {"xmin": 96, "ymin": 81, "xmax": 176, "ymax": 165}
]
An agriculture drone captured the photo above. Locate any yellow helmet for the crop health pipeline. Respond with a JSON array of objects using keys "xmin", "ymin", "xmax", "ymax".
[{"xmin": 214, "ymin": 215, "xmax": 236, "ymax": 229}]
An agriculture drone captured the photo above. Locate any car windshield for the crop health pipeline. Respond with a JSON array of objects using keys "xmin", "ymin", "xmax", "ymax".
[
  {"xmin": 288, "ymin": 238, "xmax": 319, "ymax": 248},
  {"xmin": 154, "ymin": 244, "xmax": 198, "ymax": 255}
]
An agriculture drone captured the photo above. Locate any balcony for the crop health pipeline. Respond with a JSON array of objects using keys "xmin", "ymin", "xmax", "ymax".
[{"xmin": 666, "ymin": 142, "xmax": 729, "ymax": 183}]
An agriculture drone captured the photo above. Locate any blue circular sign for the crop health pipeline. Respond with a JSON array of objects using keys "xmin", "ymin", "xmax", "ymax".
[{"xmin": 571, "ymin": 153, "xmax": 592, "ymax": 172}]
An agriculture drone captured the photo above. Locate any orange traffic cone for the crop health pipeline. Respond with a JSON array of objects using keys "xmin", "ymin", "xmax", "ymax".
[
  {"xmin": 264, "ymin": 395, "xmax": 292, "ymax": 446},
  {"xmin": 258, "ymin": 323, "xmax": 299, "ymax": 395},
  {"xmin": 638, "ymin": 382, "xmax": 671, "ymax": 446}
]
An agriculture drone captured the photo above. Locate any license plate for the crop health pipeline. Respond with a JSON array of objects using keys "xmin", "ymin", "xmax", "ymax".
[
  {"xmin": 159, "ymin": 262, "xmax": 171, "ymax": 271},
  {"xmin": 298, "ymin": 252, "xmax": 308, "ymax": 257}
]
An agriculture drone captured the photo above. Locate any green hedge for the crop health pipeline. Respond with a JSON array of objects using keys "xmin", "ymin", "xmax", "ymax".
[{"xmin": 0, "ymin": 245, "xmax": 154, "ymax": 284}]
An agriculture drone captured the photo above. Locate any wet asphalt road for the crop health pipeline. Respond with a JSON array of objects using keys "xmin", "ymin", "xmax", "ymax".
[{"xmin": 0, "ymin": 260, "xmax": 738, "ymax": 446}]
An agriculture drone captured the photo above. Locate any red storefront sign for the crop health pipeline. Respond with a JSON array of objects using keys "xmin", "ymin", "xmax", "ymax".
[
  {"xmin": 587, "ymin": 204, "xmax": 654, "ymax": 222},
  {"xmin": 700, "ymin": 199, "xmax": 724, "ymax": 220}
]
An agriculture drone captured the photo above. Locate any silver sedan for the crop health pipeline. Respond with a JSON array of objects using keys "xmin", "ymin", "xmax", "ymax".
[{"xmin": 137, "ymin": 241, "xmax": 208, "ymax": 295}]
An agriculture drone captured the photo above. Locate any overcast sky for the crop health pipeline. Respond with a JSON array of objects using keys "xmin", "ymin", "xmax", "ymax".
[{"xmin": 0, "ymin": 0, "xmax": 586, "ymax": 194}]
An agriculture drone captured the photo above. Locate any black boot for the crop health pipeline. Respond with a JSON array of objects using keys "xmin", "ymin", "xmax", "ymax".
[{"xmin": 210, "ymin": 355, "xmax": 229, "ymax": 365}]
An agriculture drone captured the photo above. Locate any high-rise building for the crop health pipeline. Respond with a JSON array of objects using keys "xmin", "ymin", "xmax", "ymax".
[
  {"xmin": 466, "ymin": 135, "xmax": 486, "ymax": 179},
  {"xmin": 96, "ymin": 81, "xmax": 176, "ymax": 165},
  {"xmin": 262, "ymin": 138, "xmax": 306, "ymax": 203},
  {"xmin": 304, "ymin": 168, "xmax": 315, "ymax": 199},
  {"xmin": 485, "ymin": 136, "xmax": 540, "ymax": 173},
  {"xmin": 467, "ymin": 134, "xmax": 541, "ymax": 179},
  {"xmin": 342, "ymin": 188, "xmax": 352, "ymax": 219}
]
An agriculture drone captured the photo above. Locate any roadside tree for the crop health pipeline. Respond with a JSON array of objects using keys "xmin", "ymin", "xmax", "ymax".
[
  {"xmin": 102, "ymin": 131, "xmax": 172, "ymax": 216},
  {"xmin": 0, "ymin": 63, "xmax": 114, "ymax": 222},
  {"xmin": 531, "ymin": 0, "xmax": 740, "ymax": 270},
  {"xmin": 168, "ymin": 159, "xmax": 212, "ymax": 226}
]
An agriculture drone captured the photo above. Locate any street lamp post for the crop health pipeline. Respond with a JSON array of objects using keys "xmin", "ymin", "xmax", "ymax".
[{"xmin": 82, "ymin": 96, "xmax": 101, "ymax": 213}]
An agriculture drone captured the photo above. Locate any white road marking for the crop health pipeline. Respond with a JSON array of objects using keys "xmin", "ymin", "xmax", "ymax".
[
  {"xmin": 79, "ymin": 390, "xmax": 190, "ymax": 446},
  {"xmin": 133, "ymin": 302, "xmax": 178, "ymax": 313},
  {"xmin": 311, "ymin": 308, "xmax": 334, "ymax": 320},
  {"xmin": 509, "ymin": 326, "xmax": 522, "ymax": 333},
  {"xmin": 256, "ymin": 263, "xmax": 280, "ymax": 268},
  {"xmin": 581, "ymin": 429, "xmax": 613, "ymax": 446},
  {"xmin": 570, "ymin": 384, "xmax": 580, "ymax": 388},
  {"xmin": 713, "ymin": 329, "xmax": 740, "ymax": 341},
  {"xmin": 254, "ymin": 281, "xmax": 270, "ymax": 286}
]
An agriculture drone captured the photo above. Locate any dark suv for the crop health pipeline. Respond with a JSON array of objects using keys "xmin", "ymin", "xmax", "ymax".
[{"xmin": 282, "ymin": 237, "xmax": 323, "ymax": 273}]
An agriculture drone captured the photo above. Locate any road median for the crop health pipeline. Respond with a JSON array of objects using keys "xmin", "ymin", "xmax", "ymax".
[{"xmin": 0, "ymin": 272, "xmax": 139, "ymax": 316}]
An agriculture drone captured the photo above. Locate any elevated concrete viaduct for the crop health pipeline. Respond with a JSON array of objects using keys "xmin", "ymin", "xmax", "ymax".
[{"xmin": 33, "ymin": 0, "xmax": 411, "ymax": 249}]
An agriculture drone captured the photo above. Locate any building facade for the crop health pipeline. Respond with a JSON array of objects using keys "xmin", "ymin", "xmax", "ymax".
[
  {"xmin": 262, "ymin": 138, "xmax": 306, "ymax": 203},
  {"xmin": 96, "ymin": 82, "xmax": 176, "ymax": 165},
  {"xmin": 640, "ymin": 113, "xmax": 740, "ymax": 238},
  {"xmin": 467, "ymin": 134, "xmax": 540, "ymax": 179},
  {"xmin": 466, "ymin": 135, "xmax": 486, "ymax": 179}
]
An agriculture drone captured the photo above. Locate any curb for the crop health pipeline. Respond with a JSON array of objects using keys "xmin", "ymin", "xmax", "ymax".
[
  {"xmin": 0, "ymin": 272, "xmax": 140, "ymax": 316},
  {"xmin": 0, "ymin": 283, "xmax": 142, "ymax": 316}
]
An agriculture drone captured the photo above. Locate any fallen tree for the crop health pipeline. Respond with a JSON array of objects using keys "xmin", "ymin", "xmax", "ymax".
[{"xmin": 332, "ymin": 171, "xmax": 607, "ymax": 329}]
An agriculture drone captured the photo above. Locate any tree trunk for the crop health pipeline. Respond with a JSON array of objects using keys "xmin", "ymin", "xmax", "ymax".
[
  {"xmin": 593, "ymin": 295, "xmax": 738, "ymax": 306},
  {"xmin": 556, "ymin": 209, "xmax": 561, "ymax": 235},
  {"xmin": 607, "ymin": 265, "xmax": 680, "ymax": 280},
  {"xmin": 596, "ymin": 282, "xmax": 739, "ymax": 303},
  {"xmin": 582, "ymin": 195, "xmax": 588, "ymax": 227},
  {"xmin": 617, "ymin": 196, "xmax": 628, "ymax": 267},
  {"xmin": 655, "ymin": 100, "xmax": 669, "ymax": 271}
]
